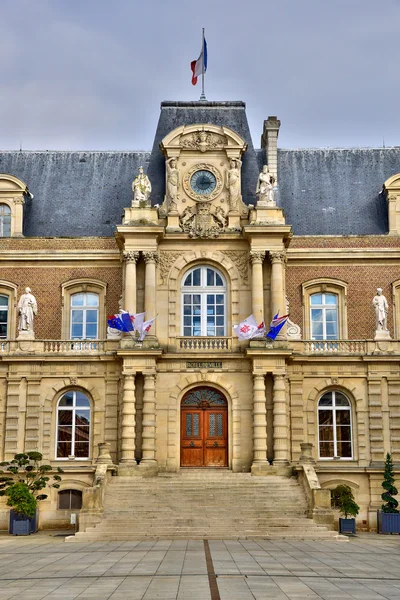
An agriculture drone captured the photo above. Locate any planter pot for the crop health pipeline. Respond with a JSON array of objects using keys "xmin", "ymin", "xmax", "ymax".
[
  {"xmin": 339, "ymin": 517, "xmax": 356, "ymax": 535},
  {"xmin": 9, "ymin": 511, "xmax": 38, "ymax": 535},
  {"xmin": 377, "ymin": 511, "xmax": 400, "ymax": 534}
]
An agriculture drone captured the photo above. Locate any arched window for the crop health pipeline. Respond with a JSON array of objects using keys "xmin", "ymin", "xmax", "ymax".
[
  {"xmin": 56, "ymin": 390, "xmax": 91, "ymax": 459},
  {"xmin": 310, "ymin": 293, "xmax": 338, "ymax": 340},
  {"xmin": 70, "ymin": 292, "xmax": 99, "ymax": 339},
  {"xmin": 181, "ymin": 266, "xmax": 226, "ymax": 336},
  {"xmin": 0, "ymin": 295, "xmax": 9, "ymax": 338},
  {"xmin": 58, "ymin": 489, "xmax": 83, "ymax": 510},
  {"xmin": 318, "ymin": 391, "xmax": 352, "ymax": 460},
  {"xmin": 0, "ymin": 204, "xmax": 11, "ymax": 237}
]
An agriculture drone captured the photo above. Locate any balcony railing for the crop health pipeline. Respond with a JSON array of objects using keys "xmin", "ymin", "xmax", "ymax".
[
  {"xmin": 0, "ymin": 339, "xmax": 119, "ymax": 355},
  {"xmin": 43, "ymin": 340, "xmax": 105, "ymax": 353},
  {"xmin": 177, "ymin": 336, "xmax": 232, "ymax": 351},
  {"xmin": 301, "ymin": 340, "xmax": 367, "ymax": 354}
]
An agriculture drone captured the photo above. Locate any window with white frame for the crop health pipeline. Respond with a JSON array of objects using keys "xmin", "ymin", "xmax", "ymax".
[
  {"xmin": 70, "ymin": 292, "xmax": 99, "ymax": 339},
  {"xmin": 0, "ymin": 295, "xmax": 9, "ymax": 338},
  {"xmin": 318, "ymin": 391, "xmax": 352, "ymax": 459},
  {"xmin": 0, "ymin": 204, "xmax": 11, "ymax": 238},
  {"xmin": 56, "ymin": 390, "xmax": 91, "ymax": 459},
  {"xmin": 182, "ymin": 266, "xmax": 226, "ymax": 336},
  {"xmin": 310, "ymin": 293, "xmax": 338, "ymax": 340}
]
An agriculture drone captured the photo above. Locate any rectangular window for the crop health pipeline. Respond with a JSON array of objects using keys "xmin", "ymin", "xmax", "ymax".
[
  {"xmin": 0, "ymin": 295, "xmax": 8, "ymax": 339},
  {"xmin": 70, "ymin": 293, "xmax": 99, "ymax": 339},
  {"xmin": 310, "ymin": 293, "xmax": 338, "ymax": 341}
]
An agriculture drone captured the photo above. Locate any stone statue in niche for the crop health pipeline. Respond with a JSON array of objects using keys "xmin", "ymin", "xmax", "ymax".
[
  {"xmin": 166, "ymin": 158, "xmax": 179, "ymax": 212},
  {"xmin": 256, "ymin": 165, "xmax": 275, "ymax": 206},
  {"xmin": 132, "ymin": 166, "xmax": 151, "ymax": 206},
  {"xmin": 18, "ymin": 287, "xmax": 37, "ymax": 334},
  {"xmin": 226, "ymin": 158, "xmax": 242, "ymax": 211},
  {"xmin": 373, "ymin": 288, "xmax": 389, "ymax": 332}
]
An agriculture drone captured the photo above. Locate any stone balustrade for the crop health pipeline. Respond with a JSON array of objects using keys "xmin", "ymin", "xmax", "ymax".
[{"xmin": 177, "ymin": 336, "xmax": 232, "ymax": 351}]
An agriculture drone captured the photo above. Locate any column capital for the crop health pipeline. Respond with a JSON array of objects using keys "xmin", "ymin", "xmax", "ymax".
[
  {"xmin": 249, "ymin": 251, "xmax": 265, "ymax": 265},
  {"xmin": 122, "ymin": 250, "xmax": 140, "ymax": 263},
  {"xmin": 269, "ymin": 250, "xmax": 286, "ymax": 264},
  {"xmin": 143, "ymin": 251, "xmax": 159, "ymax": 264},
  {"xmin": 273, "ymin": 373, "xmax": 286, "ymax": 381}
]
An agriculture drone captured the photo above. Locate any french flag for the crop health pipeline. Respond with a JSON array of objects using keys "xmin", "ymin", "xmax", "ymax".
[{"xmin": 191, "ymin": 37, "xmax": 207, "ymax": 85}]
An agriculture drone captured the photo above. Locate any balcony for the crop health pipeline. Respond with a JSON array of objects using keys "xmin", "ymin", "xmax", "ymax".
[
  {"xmin": 0, "ymin": 339, "xmax": 119, "ymax": 356},
  {"xmin": 177, "ymin": 336, "xmax": 233, "ymax": 352},
  {"xmin": 302, "ymin": 340, "xmax": 367, "ymax": 354}
]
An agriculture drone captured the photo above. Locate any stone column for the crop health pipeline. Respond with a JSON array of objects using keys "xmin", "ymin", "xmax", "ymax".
[
  {"xmin": 273, "ymin": 374, "xmax": 289, "ymax": 466},
  {"xmin": 251, "ymin": 373, "xmax": 270, "ymax": 476},
  {"xmin": 250, "ymin": 251, "xmax": 265, "ymax": 324},
  {"xmin": 139, "ymin": 372, "xmax": 158, "ymax": 476},
  {"xmin": 269, "ymin": 251, "xmax": 286, "ymax": 337},
  {"xmin": 123, "ymin": 251, "xmax": 139, "ymax": 314},
  {"xmin": 143, "ymin": 251, "xmax": 158, "ymax": 337},
  {"xmin": 120, "ymin": 373, "xmax": 136, "ymax": 464}
]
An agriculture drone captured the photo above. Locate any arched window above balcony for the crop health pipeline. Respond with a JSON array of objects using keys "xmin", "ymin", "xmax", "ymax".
[{"xmin": 181, "ymin": 266, "xmax": 226, "ymax": 336}]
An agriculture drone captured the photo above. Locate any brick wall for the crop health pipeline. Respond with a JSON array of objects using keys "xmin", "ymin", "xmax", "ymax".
[{"xmin": 290, "ymin": 236, "xmax": 400, "ymax": 249}]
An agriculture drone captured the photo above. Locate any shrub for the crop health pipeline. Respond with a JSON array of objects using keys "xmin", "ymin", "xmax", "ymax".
[
  {"xmin": 0, "ymin": 452, "xmax": 63, "ymax": 518},
  {"xmin": 381, "ymin": 453, "xmax": 399, "ymax": 514},
  {"xmin": 331, "ymin": 484, "xmax": 360, "ymax": 519}
]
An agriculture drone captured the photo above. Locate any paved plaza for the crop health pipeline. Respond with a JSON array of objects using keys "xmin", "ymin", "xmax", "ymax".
[{"xmin": 0, "ymin": 533, "xmax": 399, "ymax": 599}]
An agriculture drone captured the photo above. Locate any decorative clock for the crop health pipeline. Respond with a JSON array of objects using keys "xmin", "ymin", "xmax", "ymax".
[{"xmin": 190, "ymin": 170, "xmax": 217, "ymax": 196}]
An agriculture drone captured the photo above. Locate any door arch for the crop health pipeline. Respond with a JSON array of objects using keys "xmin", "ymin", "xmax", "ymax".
[{"xmin": 181, "ymin": 387, "xmax": 228, "ymax": 467}]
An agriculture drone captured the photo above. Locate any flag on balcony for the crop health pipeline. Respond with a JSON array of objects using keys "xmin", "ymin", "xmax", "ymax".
[
  {"xmin": 233, "ymin": 315, "xmax": 266, "ymax": 340},
  {"xmin": 138, "ymin": 317, "xmax": 156, "ymax": 341},
  {"xmin": 107, "ymin": 312, "xmax": 133, "ymax": 332},
  {"xmin": 266, "ymin": 313, "xmax": 289, "ymax": 340}
]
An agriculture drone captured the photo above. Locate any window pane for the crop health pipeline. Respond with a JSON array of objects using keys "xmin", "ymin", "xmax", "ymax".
[
  {"xmin": 319, "ymin": 442, "xmax": 334, "ymax": 458},
  {"xmin": 58, "ymin": 410, "xmax": 73, "ymax": 425},
  {"xmin": 184, "ymin": 306, "xmax": 191, "ymax": 315},
  {"xmin": 318, "ymin": 410, "xmax": 333, "ymax": 425},
  {"xmin": 71, "ymin": 324, "xmax": 83, "ymax": 339},
  {"xmin": 216, "ymin": 317, "xmax": 224, "ymax": 326},
  {"xmin": 335, "ymin": 393, "xmax": 350, "ymax": 407},
  {"xmin": 325, "ymin": 309, "xmax": 337, "ymax": 322},
  {"xmin": 207, "ymin": 306, "xmax": 215, "ymax": 315},
  {"xmin": 75, "ymin": 392, "xmax": 90, "ymax": 407},
  {"xmin": 86, "ymin": 293, "xmax": 99, "ymax": 306},
  {"xmin": 184, "ymin": 316, "xmax": 191, "ymax": 326},
  {"xmin": 335, "ymin": 410, "xmax": 351, "ymax": 425},
  {"xmin": 207, "ymin": 269, "xmax": 215, "ymax": 286},
  {"xmin": 216, "ymin": 295, "xmax": 224, "ymax": 304},
  {"xmin": 71, "ymin": 310, "xmax": 83, "ymax": 323},
  {"xmin": 336, "ymin": 426, "xmax": 351, "ymax": 442},
  {"xmin": 193, "ymin": 305, "xmax": 201, "ymax": 315},
  {"xmin": 311, "ymin": 321, "xmax": 323, "ymax": 337},
  {"xmin": 74, "ymin": 443, "xmax": 89, "ymax": 458},
  {"xmin": 311, "ymin": 294, "xmax": 322, "ymax": 305},
  {"xmin": 216, "ymin": 305, "xmax": 224, "ymax": 315},
  {"xmin": 86, "ymin": 310, "xmax": 98, "ymax": 323},
  {"xmin": 0, "ymin": 323, "xmax": 7, "ymax": 338},
  {"xmin": 75, "ymin": 427, "xmax": 90, "ymax": 442},
  {"xmin": 319, "ymin": 426, "xmax": 334, "ymax": 441},
  {"xmin": 57, "ymin": 442, "xmax": 72, "ymax": 458},
  {"xmin": 183, "ymin": 295, "xmax": 191, "ymax": 305},
  {"xmin": 325, "ymin": 294, "xmax": 338, "ymax": 305},
  {"xmin": 337, "ymin": 441, "xmax": 352, "ymax": 458},
  {"xmin": 70, "ymin": 490, "xmax": 83, "ymax": 510},
  {"xmin": 184, "ymin": 327, "xmax": 191, "ymax": 336},
  {"xmin": 192, "ymin": 269, "xmax": 201, "ymax": 286},
  {"xmin": 216, "ymin": 327, "xmax": 225, "ymax": 335},
  {"xmin": 57, "ymin": 426, "xmax": 72, "ymax": 442},
  {"xmin": 193, "ymin": 294, "xmax": 201, "ymax": 304},
  {"xmin": 311, "ymin": 309, "xmax": 322, "ymax": 321},
  {"xmin": 85, "ymin": 323, "xmax": 97, "ymax": 339},
  {"xmin": 0, "ymin": 296, "xmax": 8, "ymax": 306},
  {"xmin": 326, "ymin": 322, "xmax": 337, "ymax": 336},
  {"xmin": 319, "ymin": 393, "xmax": 333, "ymax": 406},
  {"xmin": 184, "ymin": 272, "xmax": 192, "ymax": 286},
  {"xmin": 215, "ymin": 273, "xmax": 223, "ymax": 286},
  {"xmin": 71, "ymin": 294, "xmax": 84, "ymax": 307},
  {"xmin": 59, "ymin": 392, "xmax": 74, "ymax": 406},
  {"xmin": 75, "ymin": 410, "xmax": 90, "ymax": 425}
]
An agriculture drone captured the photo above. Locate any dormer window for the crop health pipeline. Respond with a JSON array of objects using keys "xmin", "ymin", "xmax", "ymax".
[
  {"xmin": 0, "ymin": 205, "xmax": 11, "ymax": 237},
  {"xmin": 0, "ymin": 174, "xmax": 30, "ymax": 237}
]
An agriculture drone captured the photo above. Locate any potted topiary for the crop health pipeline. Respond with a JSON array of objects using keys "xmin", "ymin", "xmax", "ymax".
[
  {"xmin": 331, "ymin": 484, "xmax": 360, "ymax": 535},
  {"xmin": 0, "ymin": 452, "xmax": 63, "ymax": 535},
  {"xmin": 378, "ymin": 453, "xmax": 400, "ymax": 534}
]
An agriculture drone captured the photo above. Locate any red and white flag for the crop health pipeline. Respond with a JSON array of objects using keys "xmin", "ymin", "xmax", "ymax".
[
  {"xmin": 138, "ymin": 317, "xmax": 156, "ymax": 342},
  {"xmin": 233, "ymin": 315, "xmax": 259, "ymax": 340},
  {"xmin": 191, "ymin": 37, "xmax": 207, "ymax": 85}
]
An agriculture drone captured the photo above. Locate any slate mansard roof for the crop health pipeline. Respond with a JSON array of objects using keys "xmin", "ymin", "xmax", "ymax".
[{"xmin": 0, "ymin": 100, "xmax": 399, "ymax": 237}]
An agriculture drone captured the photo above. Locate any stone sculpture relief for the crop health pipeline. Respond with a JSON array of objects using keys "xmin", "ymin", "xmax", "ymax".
[
  {"xmin": 285, "ymin": 297, "xmax": 301, "ymax": 340},
  {"xmin": 132, "ymin": 167, "xmax": 151, "ymax": 206},
  {"xmin": 18, "ymin": 287, "xmax": 37, "ymax": 335},
  {"xmin": 226, "ymin": 158, "xmax": 242, "ymax": 211},
  {"xmin": 166, "ymin": 157, "xmax": 179, "ymax": 212},
  {"xmin": 256, "ymin": 165, "xmax": 275, "ymax": 206},
  {"xmin": 373, "ymin": 288, "xmax": 389, "ymax": 332},
  {"xmin": 179, "ymin": 202, "xmax": 227, "ymax": 238},
  {"xmin": 181, "ymin": 130, "xmax": 226, "ymax": 153}
]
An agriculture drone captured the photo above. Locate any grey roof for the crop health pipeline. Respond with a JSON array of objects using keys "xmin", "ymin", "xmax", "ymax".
[
  {"xmin": 277, "ymin": 148, "xmax": 400, "ymax": 235},
  {"xmin": 0, "ymin": 150, "xmax": 150, "ymax": 236},
  {"xmin": 0, "ymin": 101, "xmax": 399, "ymax": 237}
]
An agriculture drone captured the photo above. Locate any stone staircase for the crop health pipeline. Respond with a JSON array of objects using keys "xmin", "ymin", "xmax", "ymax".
[{"xmin": 68, "ymin": 470, "xmax": 342, "ymax": 541}]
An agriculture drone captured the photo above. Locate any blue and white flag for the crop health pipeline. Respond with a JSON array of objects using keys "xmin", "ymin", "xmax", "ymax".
[{"xmin": 266, "ymin": 313, "xmax": 289, "ymax": 340}]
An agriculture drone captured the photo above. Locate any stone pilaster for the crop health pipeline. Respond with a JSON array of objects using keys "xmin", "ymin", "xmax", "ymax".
[
  {"xmin": 143, "ymin": 251, "xmax": 158, "ymax": 338},
  {"xmin": 139, "ymin": 372, "xmax": 158, "ymax": 476},
  {"xmin": 122, "ymin": 251, "xmax": 139, "ymax": 314},
  {"xmin": 250, "ymin": 251, "xmax": 265, "ymax": 324},
  {"xmin": 269, "ymin": 250, "xmax": 286, "ymax": 338},
  {"xmin": 273, "ymin": 374, "xmax": 289, "ymax": 466},
  {"xmin": 251, "ymin": 373, "xmax": 270, "ymax": 476},
  {"xmin": 120, "ymin": 373, "xmax": 136, "ymax": 464}
]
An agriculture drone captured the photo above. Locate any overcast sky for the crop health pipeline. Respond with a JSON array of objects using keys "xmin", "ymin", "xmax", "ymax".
[{"xmin": 2, "ymin": 0, "xmax": 400, "ymax": 150}]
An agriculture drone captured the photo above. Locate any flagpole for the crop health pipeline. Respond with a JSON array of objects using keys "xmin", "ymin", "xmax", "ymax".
[{"xmin": 200, "ymin": 27, "xmax": 206, "ymax": 101}]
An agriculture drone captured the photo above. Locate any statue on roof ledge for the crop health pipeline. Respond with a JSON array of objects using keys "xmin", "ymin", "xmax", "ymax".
[
  {"xmin": 256, "ymin": 165, "xmax": 275, "ymax": 206},
  {"xmin": 132, "ymin": 166, "xmax": 151, "ymax": 206}
]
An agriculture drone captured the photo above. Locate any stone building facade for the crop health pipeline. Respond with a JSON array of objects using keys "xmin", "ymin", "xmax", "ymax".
[{"xmin": 0, "ymin": 100, "xmax": 400, "ymax": 531}]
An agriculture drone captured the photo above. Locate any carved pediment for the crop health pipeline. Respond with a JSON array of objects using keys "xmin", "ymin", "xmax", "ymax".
[{"xmin": 160, "ymin": 124, "xmax": 247, "ymax": 155}]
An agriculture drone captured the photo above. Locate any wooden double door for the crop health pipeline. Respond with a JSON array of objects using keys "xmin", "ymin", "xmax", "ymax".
[{"xmin": 181, "ymin": 387, "xmax": 228, "ymax": 467}]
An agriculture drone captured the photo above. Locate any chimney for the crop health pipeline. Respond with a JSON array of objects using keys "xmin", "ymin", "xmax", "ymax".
[{"xmin": 261, "ymin": 116, "xmax": 281, "ymax": 183}]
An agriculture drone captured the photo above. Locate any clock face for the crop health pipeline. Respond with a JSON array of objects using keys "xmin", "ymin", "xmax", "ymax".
[{"xmin": 190, "ymin": 170, "xmax": 217, "ymax": 196}]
